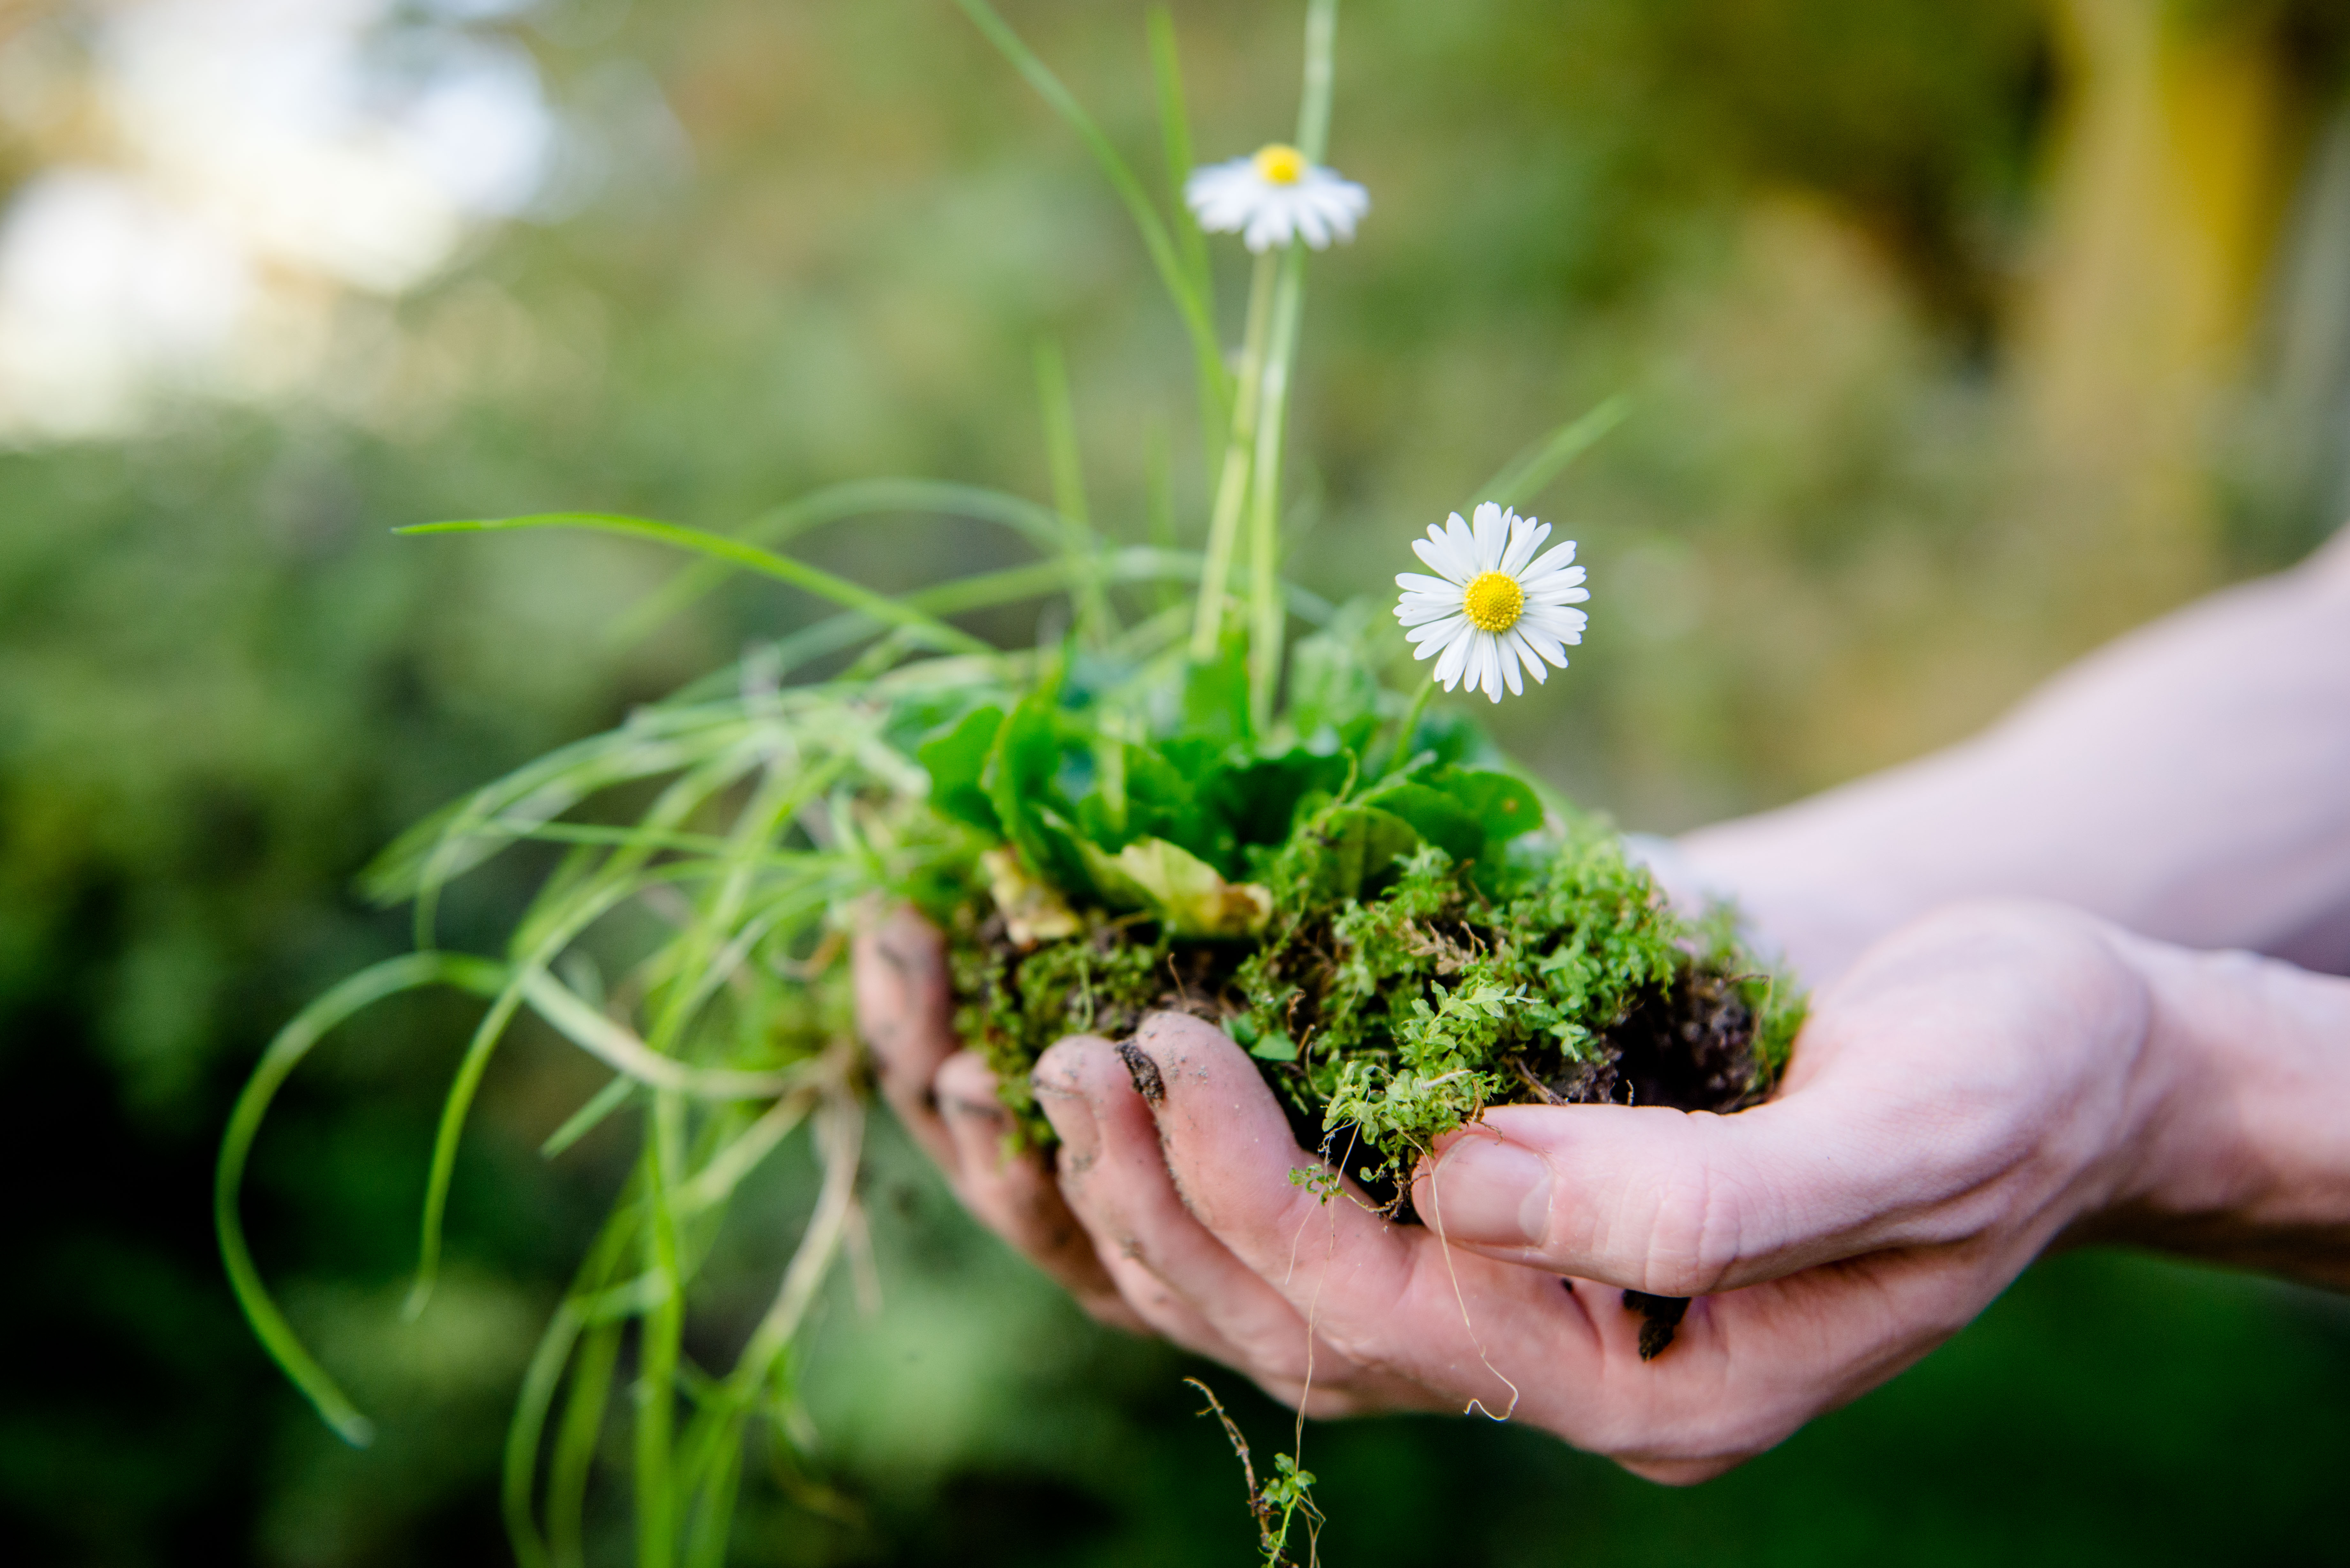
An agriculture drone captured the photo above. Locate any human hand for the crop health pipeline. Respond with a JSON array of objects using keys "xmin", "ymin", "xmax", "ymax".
[
  {"xmin": 855, "ymin": 898, "xmax": 2350, "ymax": 1479},
  {"xmin": 850, "ymin": 906, "xmax": 1441, "ymax": 1414}
]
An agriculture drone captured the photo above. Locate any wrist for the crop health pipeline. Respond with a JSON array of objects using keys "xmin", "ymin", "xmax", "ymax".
[{"xmin": 2093, "ymin": 930, "xmax": 2350, "ymax": 1289}]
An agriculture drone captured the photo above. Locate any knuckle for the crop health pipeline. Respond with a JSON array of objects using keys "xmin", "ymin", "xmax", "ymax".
[{"xmin": 1641, "ymin": 1157, "xmax": 1751, "ymax": 1295}]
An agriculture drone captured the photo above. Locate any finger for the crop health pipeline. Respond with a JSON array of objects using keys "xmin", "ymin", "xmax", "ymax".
[
  {"xmin": 1121, "ymin": 1013, "xmax": 1601, "ymax": 1422},
  {"xmin": 1029, "ymin": 1035, "xmax": 1272, "ymax": 1369},
  {"xmin": 932, "ymin": 1049, "xmax": 1146, "ymax": 1332},
  {"xmin": 851, "ymin": 907, "xmax": 959, "ymax": 1171},
  {"xmin": 1033, "ymin": 1033, "xmax": 1432, "ymax": 1413}
]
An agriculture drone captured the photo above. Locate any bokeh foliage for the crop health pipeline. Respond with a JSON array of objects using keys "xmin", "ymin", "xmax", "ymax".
[{"xmin": 3, "ymin": 0, "xmax": 2346, "ymax": 1562}]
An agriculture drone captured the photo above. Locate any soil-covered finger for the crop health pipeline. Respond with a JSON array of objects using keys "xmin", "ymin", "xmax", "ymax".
[
  {"xmin": 1122, "ymin": 1012, "xmax": 1603, "ymax": 1423},
  {"xmin": 852, "ymin": 907, "xmax": 960, "ymax": 1170},
  {"xmin": 1034, "ymin": 1033, "xmax": 1423, "ymax": 1404},
  {"xmin": 932, "ymin": 1050, "xmax": 1142, "ymax": 1330}
]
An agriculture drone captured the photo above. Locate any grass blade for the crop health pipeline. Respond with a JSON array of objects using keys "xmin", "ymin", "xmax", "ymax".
[
  {"xmin": 1034, "ymin": 340, "xmax": 1113, "ymax": 644},
  {"xmin": 955, "ymin": 0, "xmax": 1232, "ymax": 436},
  {"xmin": 541, "ymin": 1074, "xmax": 638, "ymax": 1158},
  {"xmin": 607, "ymin": 477, "xmax": 1093, "ymax": 649},
  {"xmin": 1471, "ymin": 393, "xmax": 1630, "ymax": 511},
  {"xmin": 1148, "ymin": 5, "xmax": 1223, "ymax": 458},
  {"xmin": 401, "ymin": 513, "xmax": 991, "ymax": 657},
  {"xmin": 550, "ymin": 1318, "xmax": 622, "ymax": 1568},
  {"xmin": 504, "ymin": 1300, "xmax": 586, "ymax": 1568},
  {"xmin": 519, "ymin": 968, "xmax": 800, "ymax": 1099},
  {"xmin": 215, "ymin": 952, "xmax": 507, "ymax": 1446}
]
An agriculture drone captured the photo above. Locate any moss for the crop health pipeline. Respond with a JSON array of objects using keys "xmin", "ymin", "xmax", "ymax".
[
  {"xmin": 952, "ymin": 913, "xmax": 1174, "ymax": 1145},
  {"xmin": 951, "ymin": 811, "xmax": 1805, "ymax": 1190}
]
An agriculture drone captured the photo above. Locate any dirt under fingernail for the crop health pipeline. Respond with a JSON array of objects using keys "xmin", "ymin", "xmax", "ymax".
[{"xmin": 1115, "ymin": 1040, "xmax": 1165, "ymax": 1105}]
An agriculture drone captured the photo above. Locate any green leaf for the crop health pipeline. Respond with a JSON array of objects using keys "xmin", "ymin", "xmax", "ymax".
[
  {"xmin": 918, "ymin": 705, "xmax": 1006, "ymax": 833},
  {"xmin": 1078, "ymin": 835, "xmax": 1272, "ymax": 938},
  {"xmin": 1299, "ymin": 805, "xmax": 1424, "ymax": 901},
  {"xmin": 1285, "ymin": 628, "xmax": 1381, "ymax": 739},
  {"xmin": 983, "ymin": 690, "xmax": 1096, "ymax": 897},
  {"xmin": 1247, "ymin": 1029, "xmax": 1298, "ymax": 1063},
  {"xmin": 1358, "ymin": 781, "xmax": 1483, "ymax": 864},
  {"xmin": 1423, "ymin": 766, "xmax": 1543, "ymax": 845},
  {"xmin": 1208, "ymin": 749, "xmax": 1351, "ymax": 853},
  {"xmin": 1182, "ymin": 636, "xmax": 1252, "ymax": 743}
]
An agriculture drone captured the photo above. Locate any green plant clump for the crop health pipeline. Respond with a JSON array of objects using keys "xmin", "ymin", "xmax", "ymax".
[{"xmin": 943, "ymin": 645, "xmax": 1802, "ymax": 1191}]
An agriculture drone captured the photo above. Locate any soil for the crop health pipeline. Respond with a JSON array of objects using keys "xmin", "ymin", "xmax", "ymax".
[{"xmin": 960, "ymin": 912, "xmax": 1775, "ymax": 1359}]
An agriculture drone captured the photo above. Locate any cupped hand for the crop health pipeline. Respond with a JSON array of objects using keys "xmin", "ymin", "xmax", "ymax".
[{"xmin": 853, "ymin": 898, "xmax": 2176, "ymax": 1480}]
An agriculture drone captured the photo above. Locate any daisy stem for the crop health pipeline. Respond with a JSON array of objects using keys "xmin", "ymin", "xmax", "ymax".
[
  {"xmin": 1245, "ymin": 243, "xmax": 1306, "ymax": 727},
  {"xmin": 1238, "ymin": 0, "xmax": 1337, "ymax": 723},
  {"xmin": 1189, "ymin": 248, "xmax": 1278, "ymax": 662},
  {"xmin": 1297, "ymin": 0, "xmax": 1338, "ymax": 163},
  {"xmin": 1382, "ymin": 677, "xmax": 1439, "ymax": 779}
]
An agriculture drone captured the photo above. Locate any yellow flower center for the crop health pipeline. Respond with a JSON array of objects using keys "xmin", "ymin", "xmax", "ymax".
[
  {"xmin": 1252, "ymin": 144, "xmax": 1308, "ymax": 185},
  {"xmin": 1461, "ymin": 571, "xmax": 1525, "ymax": 633}
]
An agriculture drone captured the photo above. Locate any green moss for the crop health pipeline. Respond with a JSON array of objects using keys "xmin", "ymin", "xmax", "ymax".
[
  {"xmin": 952, "ymin": 916, "xmax": 1173, "ymax": 1145},
  {"xmin": 954, "ymin": 808, "xmax": 1805, "ymax": 1188}
]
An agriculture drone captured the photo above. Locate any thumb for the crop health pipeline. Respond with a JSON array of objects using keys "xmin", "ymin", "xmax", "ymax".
[{"xmin": 1411, "ymin": 1085, "xmax": 1982, "ymax": 1295}]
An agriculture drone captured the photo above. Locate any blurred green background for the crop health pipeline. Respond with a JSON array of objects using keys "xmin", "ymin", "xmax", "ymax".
[{"xmin": 4, "ymin": 0, "xmax": 2349, "ymax": 1562}]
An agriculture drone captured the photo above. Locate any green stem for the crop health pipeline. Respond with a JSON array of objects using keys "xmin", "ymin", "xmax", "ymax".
[
  {"xmin": 1296, "ymin": 0, "xmax": 1339, "ymax": 161},
  {"xmin": 1191, "ymin": 249, "xmax": 1279, "ymax": 660},
  {"xmin": 1034, "ymin": 339, "xmax": 1110, "ymax": 646},
  {"xmin": 1238, "ymin": 0, "xmax": 1340, "ymax": 724},
  {"xmin": 1245, "ymin": 244, "xmax": 1307, "ymax": 727},
  {"xmin": 1385, "ymin": 678, "xmax": 1438, "ymax": 778},
  {"xmin": 635, "ymin": 1098, "xmax": 685, "ymax": 1568}
]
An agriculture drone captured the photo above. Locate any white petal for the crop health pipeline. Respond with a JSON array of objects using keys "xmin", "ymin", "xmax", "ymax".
[
  {"xmin": 1410, "ymin": 613, "xmax": 1467, "ymax": 648},
  {"xmin": 1516, "ymin": 624, "xmax": 1572, "ymax": 666},
  {"xmin": 1522, "ymin": 539, "xmax": 1578, "ymax": 578},
  {"xmin": 1433, "ymin": 628, "xmax": 1471, "ymax": 689},
  {"xmin": 1396, "ymin": 572, "xmax": 1455, "ymax": 596},
  {"xmin": 1291, "ymin": 195, "xmax": 1333, "ymax": 249},
  {"xmin": 1505, "ymin": 627, "xmax": 1550, "ymax": 682},
  {"xmin": 1500, "ymin": 637, "xmax": 1524, "ymax": 696},
  {"xmin": 1520, "ymin": 607, "xmax": 1584, "ymax": 646},
  {"xmin": 1475, "ymin": 636, "xmax": 1504, "ymax": 702},
  {"xmin": 1441, "ymin": 510, "xmax": 1480, "ymax": 576},
  {"xmin": 1183, "ymin": 159, "xmax": 1253, "ymax": 205},
  {"xmin": 1410, "ymin": 535, "xmax": 1468, "ymax": 584},
  {"xmin": 1301, "ymin": 180, "xmax": 1366, "ymax": 245},
  {"xmin": 1500, "ymin": 517, "xmax": 1549, "ymax": 576},
  {"xmin": 1470, "ymin": 503, "xmax": 1507, "ymax": 570},
  {"xmin": 1520, "ymin": 557, "xmax": 1586, "ymax": 590},
  {"xmin": 1242, "ymin": 206, "xmax": 1292, "ymax": 253},
  {"xmin": 1520, "ymin": 603, "xmax": 1587, "ymax": 635}
]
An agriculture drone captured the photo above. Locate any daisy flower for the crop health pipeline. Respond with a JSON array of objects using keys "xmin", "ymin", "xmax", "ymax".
[
  {"xmin": 1184, "ymin": 144, "xmax": 1369, "ymax": 253},
  {"xmin": 1394, "ymin": 502, "xmax": 1589, "ymax": 703}
]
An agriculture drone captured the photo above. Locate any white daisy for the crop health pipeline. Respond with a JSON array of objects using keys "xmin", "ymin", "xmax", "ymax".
[
  {"xmin": 1393, "ymin": 502, "xmax": 1589, "ymax": 703},
  {"xmin": 1184, "ymin": 144, "xmax": 1368, "ymax": 253}
]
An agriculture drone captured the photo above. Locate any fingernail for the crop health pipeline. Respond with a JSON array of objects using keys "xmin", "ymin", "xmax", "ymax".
[
  {"xmin": 941, "ymin": 1089, "xmax": 1010, "ymax": 1172},
  {"xmin": 1421, "ymin": 1135, "xmax": 1551, "ymax": 1248},
  {"xmin": 1033, "ymin": 1067, "xmax": 1100, "ymax": 1163}
]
